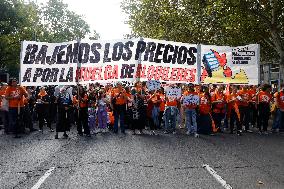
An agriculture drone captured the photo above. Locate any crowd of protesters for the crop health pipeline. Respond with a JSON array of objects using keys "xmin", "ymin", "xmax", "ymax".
[{"xmin": 0, "ymin": 78, "xmax": 283, "ymax": 139}]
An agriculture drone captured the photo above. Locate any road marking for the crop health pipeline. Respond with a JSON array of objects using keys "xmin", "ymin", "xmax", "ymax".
[
  {"xmin": 31, "ymin": 167, "xmax": 55, "ymax": 189},
  {"xmin": 202, "ymin": 164, "xmax": 233, "ymax": 189}
]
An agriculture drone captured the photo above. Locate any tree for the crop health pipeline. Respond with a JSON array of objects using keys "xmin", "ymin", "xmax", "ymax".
[
  {"xmin": 39, "ymin": 0, "xmax": 91, "ymax": 42},
  {"xmin": 0, "ymin": 0, "xmax": 100, "ymax": 77},
  {"xmin": 122, "ymin": 0, "xmax": 284, "ymax": 82},
  {"xmin": 0, "ymin": 0, "xmax": 39, "ymax": 76}
]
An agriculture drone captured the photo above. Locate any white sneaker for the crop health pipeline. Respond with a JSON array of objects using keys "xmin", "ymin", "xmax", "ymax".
[
  {"xmin": 172, "ymin": 131, "xmax": 176, "ymax": 134},
  {"xmin": 194, "ymin": 133, "xmax": 199, "ymax": 138},
  {"xmin": 186, "ymin": 131, "xmax": 190, "ymax": 135}
]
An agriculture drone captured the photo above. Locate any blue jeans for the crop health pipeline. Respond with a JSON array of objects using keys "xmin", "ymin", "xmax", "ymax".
[
  {"xmin": 8, "ymin": 107, "xmax": 24, "ymax": 134},
  {"xmin": 114, "ymin": 105, "xmax": 126, "ymax": 133},
  {"xmin": 272, "ymin": 109, "xmax": 282, "ymax": 130},
  {"xmin": 164, "ymin": 107, "xmax": 177, "ymax": 132},
  {"xmin": 185, "ymin": 109, "xmax": 197, "ymax": 134}
]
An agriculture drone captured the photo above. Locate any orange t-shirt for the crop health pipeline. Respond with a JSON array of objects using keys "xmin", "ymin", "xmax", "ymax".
[
  {"xmin": 166, "ymin": 99, "xmax": 177, "ymax": 107},
  {"xmin": 159, "ymin": 94, "xmax": 166, "ymax": 111},
  {"xmin": 237, "ymin": 90, "xmax": 251, "ymax": 107},
  {"xmin": 199, "ymin": 93, "xmax": 211, "ymax": 114},
  {"xmin": 73, "ymin": 94, "xmax": 88, "ymax": 108},
  {"xmin": 112, "ymin": 88, "xmax": 127, "ymax": 105},
  {"xmin": 0, "ymin": 88, "xmax": 6, "ymax": 107},
  {"xmin": 211, "ymin": 92, "xmax": 225, "ymax": 112},
  {"xmin": 249, "ymin": 89, "xmax": 257, "ymax": 103},
  {"xmin": 5, "ymin": 86, "xmax": 27, "ymax": 108},
  {"xmin": 275, "ymin": 91, "xmax": 284, "ymax": 109},
  {"xmin": 258, "ymin": 91, "xmax": 272, "ymax": 104}
]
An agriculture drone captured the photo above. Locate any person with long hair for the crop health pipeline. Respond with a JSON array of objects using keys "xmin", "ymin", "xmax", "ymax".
[
  {"xmin": 211, "ymin": 85, "xmax": 226, "ymax": 132},
  {"xmin": 73, "ymin": 85, "xmax": 90, "ymax": 137},
  {"xmin": 131, "ymin": 81, "xmax": 146, "ymax": 135},
  {"xmin": 5, "ymin": 78, "xmax": 28, "ymax": 138},
  {"xmin": 228, "ymin": 86, "xmax": 242, "ymax": 135},
  {"xmin": 55, "ymin": 87, "xmax": 73, "ymax": 139},
  {"xmin": 97, "ymin": 90, "xmax": 109, "ymax": 133},
  {"xmin": 197, "ymin": 86, "xmax": 212, "ymax": 135},
  {"xmin": 111, "ymin": 82, "xmax": 127, "ymax": 134},
  {"xmin": 257, "ymin": 84, "xmax": 272, "ymax": 134},
  {"xmin": 36, "ymin": 87, "xmax": 54, "ymax": 133}
]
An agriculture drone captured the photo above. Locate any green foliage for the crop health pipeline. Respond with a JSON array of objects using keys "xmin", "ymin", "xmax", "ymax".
[
  {"xmin": 0, "ymin": 0, "xmax": 98, "ymax": 77},
  {"xmin": 122, "ymin": 0, "xmax": 284, "ymax": 63}
]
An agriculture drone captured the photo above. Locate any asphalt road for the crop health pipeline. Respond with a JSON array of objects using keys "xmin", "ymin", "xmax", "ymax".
[{"xmin": 0, "ymin": 126, "xmax": 283, "ymax": 189}]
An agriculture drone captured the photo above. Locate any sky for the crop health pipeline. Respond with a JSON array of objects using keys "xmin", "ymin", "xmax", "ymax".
[{"xmin": 38, "ymin": 0, "xmax": 132, "ymax": 40}]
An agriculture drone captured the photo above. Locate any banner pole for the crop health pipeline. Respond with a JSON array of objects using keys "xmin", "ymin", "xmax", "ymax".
[
  {"xmin": 19, "ymin": 41, "xmax": 25, "ymax": 85},
  {"xmin": 257, "ymin": 44, "xmax": 261, "ymax": 85},
  {"xmin": 136, "ymin": 37, "xmax": 144, "ymax": 83},
  {"xmin": 197, "ymin": 44, "xmax": 202, "ymax": 85}
]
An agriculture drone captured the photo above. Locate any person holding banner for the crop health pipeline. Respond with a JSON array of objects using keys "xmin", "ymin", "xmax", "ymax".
[
  {"xmin": 182, "ymin": 85, "xmax": 199, "ymax": 137},
  {"xmin": 272, "ymin": 84, "xmax": 284, "ymax": 133},
  {"xmin": 73, "ymin": 86, "xmax": 90, "ymax": 137},
  {"xmin": 131, "ymin": 81, "xmax": 146, "ymax": 135},
  {"xmin": 5, "ymin": 78, "xmax": 28, "ymax": 138},
  {"xmin": 237, "ymin": 86, "xmax": 252, "ymax": 133},
  {"xmin": 0, "ymin": 83, "xmax": 9, "ymax": 134},
  {"xmin": 197, "ymin": 86, "xmax": 212, "ymax": 135},
  {"xmin": 249, "ymin": 86, "xmax": 258, "ymax": 128},
  {"xmin": 36, "ymin": 87, "xmax": 53, "ymax": 133},
  {"xmin": 228, "ymin": 86, "xmax": 242, "ymax": 135},
  {"xmin": 211, "ymin": 85, "xmax": 226, "ymax": 132},
  {"xmin": 164, "ymin": 86, "xmax": 180, "ymax": 134},
  {"xmin": 55, "ymin": 87, "xmax": 73, "ymax": 139},
  {"xmin": 257, "ymin": 84, "xmax": 272, "ymax": 134},
  {"xmin": 96, "ymin": 90, "xmax": 109, "ymax": 133},
  {"xmin": 157, "ymin": 88, "xmax": 165, "ymax": 129},
  {"xmin": 148, "ymin": 90, "xmax": 161, "ymax": 135},
  {"xmin": 111, "ymin": 82, "xmax": 127, "ymax": 134}
]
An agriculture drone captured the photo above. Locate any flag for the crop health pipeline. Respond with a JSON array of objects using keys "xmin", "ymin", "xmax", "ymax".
[
  {"xmin": 233, "ymin": 102, "xmax": 241, "ymax": 121},
  {"xmin": 209, "ymin": 113, "xmax": 218, "ymax": 133}
]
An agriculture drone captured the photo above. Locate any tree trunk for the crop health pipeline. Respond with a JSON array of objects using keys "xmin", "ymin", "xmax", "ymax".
[{"xmin": 280, "ymin": 53, "xmax": 284, "ymax": 84}]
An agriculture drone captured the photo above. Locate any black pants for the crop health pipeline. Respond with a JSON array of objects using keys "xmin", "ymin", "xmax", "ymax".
[
  {"xmin": 23, "ymin": 106, "xmax": 34, "ymax": 130},
  {"xmin": 230, "ymin": 109, "xmax": 241, "ymax": 133},
  {"xmin": 239, "ymin": 106, "xmax": 250, "ymax": 130},
  {"xmin": 76, "ymin": 107, "xmax": 90, "ymax": 135},
  {"xmin": 257, "ymin": 103, "xmax": 270, "ymax": 131},
  {"xmin": 249, "ymin": 103, "xmax": 257, "ymax": 126},
  {"xmin": 212, "ymin": 112, "xmax": 224, "ymax": 130},
  {"xmin": 37, "ymin": 106, "xmax": 52, "ymax": 130},
  {"xmin": 158, "ymin": 111, "xmax": 164, "ymax": 129}
]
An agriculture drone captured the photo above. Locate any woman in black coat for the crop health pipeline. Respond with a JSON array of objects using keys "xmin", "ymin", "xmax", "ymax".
[{"xmin": 55, "ymin": 87, "xmax": 73, "ymax": 139}]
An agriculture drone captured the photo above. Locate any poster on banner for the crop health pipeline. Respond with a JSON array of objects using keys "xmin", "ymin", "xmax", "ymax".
[
  {"xmin": 146, "ymin": 80, "xmax": 161, "ymax": 91},
  {"xmin": 136, "ymin": 38, "xmax": 198, "ymax": 84},
  {"xmin": 200, "ymin": 44, "xmax": 259, "ymax": 85},
  {"xmin": 183, "ymin": 94, "xmax": 200, "ymax": 105},
  {"xmin": 166, "ymin": 87, "xmax": 181, "ymax": 99}
]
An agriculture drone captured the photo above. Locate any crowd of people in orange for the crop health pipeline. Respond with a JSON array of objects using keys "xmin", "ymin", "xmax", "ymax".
[{"xmin": 0, "ymin": 78, "xmax": 283, "ymax": 139}]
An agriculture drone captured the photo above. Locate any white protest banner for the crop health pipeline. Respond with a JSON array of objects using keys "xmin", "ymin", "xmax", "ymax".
[
  {"xmin": 20, "ymin": 40, "xmax": 77, "ymax": 86},
  {"xmin": 146, "ymin": 80, "xmax": 161, "ymax": 91},
  {"xmin": 166, "ymin": 87, "xmax": 181, "ymax": 98},
  {"xmin": 20, "ymin": 38, "xmax": 259, "ymax": 86},
  {"xmin": 20, "ymin": 39, "xmax": 140, "ymax": 86},
  {"xmin": 183, "ymin": 94, "xmax": 200, "ymax": 105},
  {"xmin": 200, "ymin": 44, "xmax": 259, "ymax": 85},
  {"xmin": 136, "ymin": 38, "xmax": 198, "ymax": 84}
]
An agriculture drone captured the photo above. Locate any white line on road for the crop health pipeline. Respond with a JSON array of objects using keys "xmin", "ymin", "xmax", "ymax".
[
  {"xmin": 31, "ymin": 167, "xmax": 55, "ymax": 189},
  {"xmin": 202, "ymin": 164, "xmax": 233, "ymax": 189}
]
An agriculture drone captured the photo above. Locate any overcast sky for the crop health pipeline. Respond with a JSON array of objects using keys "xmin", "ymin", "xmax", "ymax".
[{"xmin": 38, "ymin": 0, "xmax": 131, "ymax": 40}]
